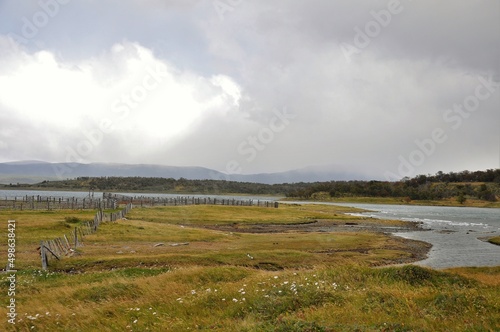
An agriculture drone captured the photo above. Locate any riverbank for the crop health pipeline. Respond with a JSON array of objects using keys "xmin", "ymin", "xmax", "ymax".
[
  {"xmin": 283, "ymin": 196, "xmax": 500, "ymax": 208},
  {"xmin": 1, "ymin": 203, "xmax": 498, "ymax": 331},
  {"xmin": 488, "ymin": 236, "xmax": 500, "ymax": 246}
]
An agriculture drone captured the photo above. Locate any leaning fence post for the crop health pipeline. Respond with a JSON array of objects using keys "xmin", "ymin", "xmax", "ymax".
[
  {"xmin": 74, "ymin": 227, "xmax": 79, "ymax": 248},
  {"xmin": 40, "ymin": 241, "xmax": 48, "ymax": 270},
  {"xmin": 63, "ymin": 234, "xmax": 71, "ymax": 250}
]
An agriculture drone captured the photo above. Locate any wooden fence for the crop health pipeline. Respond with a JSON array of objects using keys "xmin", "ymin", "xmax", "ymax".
[
  {"xmin": 37, "ymin": 193, "xmax": 278, "ymax": 269},
  {"xmin": 103, "ymin": 193, "xmax": 279, "ymax": 208},
  {"xmin": 0, "ymin": 195, "xmax": 116, "ymax": 211},
  {"xmin": 39, "ymin": 203, "xmax": 132, "ymax": 269}
]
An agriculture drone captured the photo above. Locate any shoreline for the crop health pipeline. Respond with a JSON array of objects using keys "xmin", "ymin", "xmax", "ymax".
[
  {"xmin": 196, "ymin": 218, "xmax": 432, "ymax": 267},
  {"xmin": 281, "ymin": 197, "xmax": 500, "ymax": 208}
]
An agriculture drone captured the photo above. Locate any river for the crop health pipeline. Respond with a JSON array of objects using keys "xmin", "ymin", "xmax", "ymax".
[{"xmin": 332, "ymin": 203, "xmax": 500, "ymax": 269}]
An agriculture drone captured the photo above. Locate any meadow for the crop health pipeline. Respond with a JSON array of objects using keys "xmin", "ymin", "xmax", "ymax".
[{"xmin": 0, "ymin": 204, "xmax": 499, "ymax": 331}]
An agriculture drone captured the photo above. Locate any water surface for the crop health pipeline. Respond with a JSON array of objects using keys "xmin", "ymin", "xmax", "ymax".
[{"xmin": 333, "ymin": 203, "xmax": 500, "ymax": 269}]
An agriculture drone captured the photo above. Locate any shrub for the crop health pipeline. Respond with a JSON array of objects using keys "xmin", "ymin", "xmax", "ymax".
[{"xmin": 65, "ymin": 216, "xmax": 82, "ymax": 223}]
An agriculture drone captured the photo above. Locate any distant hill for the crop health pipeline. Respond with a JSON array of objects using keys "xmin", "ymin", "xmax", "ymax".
[{"xmin": 0, "ymin": 161, "xmax": 371, "ymax": 185}]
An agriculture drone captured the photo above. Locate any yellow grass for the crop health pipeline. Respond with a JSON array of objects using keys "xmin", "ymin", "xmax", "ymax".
[{"xmin": 0, "ymin": 204, "xmax": 498, "ymax": 331}]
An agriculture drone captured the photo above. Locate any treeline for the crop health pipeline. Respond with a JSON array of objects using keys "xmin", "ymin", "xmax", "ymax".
[
  {"xmin": 31, "ymin": 176, "xmax": 296, "ymax": 195},
  {"xmin": 21, "ymin": 169, "xmax": 500, "ymax": 201},
  {"xmin": 286, "ymin": 169, "xmax": 500, "ymax": 201},
  {"xmin": 404, "ymin": 169, "xmax": 500, "ymax": 184}
]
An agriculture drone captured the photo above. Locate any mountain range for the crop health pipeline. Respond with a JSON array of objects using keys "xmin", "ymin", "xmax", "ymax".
[{"xmin": 0, "ymin": 161, "xmax": 374, "ymax": 185}]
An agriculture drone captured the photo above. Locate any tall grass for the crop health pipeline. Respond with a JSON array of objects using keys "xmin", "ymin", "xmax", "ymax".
[
  {"xmin": 0, "ymin": 205, "xmax": 498, "ymax": 331},
  {"xmin": 1, "ymin": 265, "xmax": 498, "ymax": 331}
]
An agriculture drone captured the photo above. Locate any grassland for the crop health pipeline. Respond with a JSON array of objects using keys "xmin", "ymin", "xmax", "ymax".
[
  {"xmin": 0, "ymin": 204, "xmax": 499, "ymax": 331},
  {"xmin": 488, "ymin": 236, "xmax": 500, "ymax": 246},
  {"xmin": 287, "ymin": 196, "xmax": 500, "ymax": 208}
]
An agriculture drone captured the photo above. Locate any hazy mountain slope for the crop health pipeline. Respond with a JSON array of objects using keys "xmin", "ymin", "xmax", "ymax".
[{"xmin": 0, "ymin": 162, "xmax": 370, "ymax": 184}]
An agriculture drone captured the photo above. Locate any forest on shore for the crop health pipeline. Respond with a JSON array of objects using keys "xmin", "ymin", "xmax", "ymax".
[{"xmin": 3, "ymin": 169, "xmax": 499, "ymax": 203}]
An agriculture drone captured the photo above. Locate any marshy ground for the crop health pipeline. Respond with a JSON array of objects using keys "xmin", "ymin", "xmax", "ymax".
[{"xmin": 0, "ymin": 204, "xmax": 499, "ymax": 331}]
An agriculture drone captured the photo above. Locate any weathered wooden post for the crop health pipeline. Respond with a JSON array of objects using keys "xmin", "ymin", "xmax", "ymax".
[
  {"xmin": 63, "ymin": 235, "xmax": 71, "ymax": 251},
  {"xmin": 40, "ymin": 241, "xmax": 48, "ymax": 270},
  {"xmin": 74, "ymin": 227, "xmax": 79, "ymax": 248}
]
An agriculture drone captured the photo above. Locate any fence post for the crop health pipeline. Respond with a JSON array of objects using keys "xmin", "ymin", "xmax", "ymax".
[
  {"xmin": 74, "ymin": 227, "xmax": 79, "ymax": 248},
  {"xmin": 40, "ymin": 241, "xmax": 48, "ymax": 270},
  {"xmin": 63, "ymin": 235, "xmax": 71, "ymax": 251}
]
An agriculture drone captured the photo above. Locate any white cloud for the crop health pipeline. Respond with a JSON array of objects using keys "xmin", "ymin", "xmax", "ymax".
[
  {"xmin": 0, "ymin": 1, "xmax": 498, "ymax": 177},
  {"xmin": 0, "ymin": 39, "xmax": 243, "ymax": 163}
]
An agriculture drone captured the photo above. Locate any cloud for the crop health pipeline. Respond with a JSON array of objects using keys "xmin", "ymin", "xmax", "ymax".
[
  {"xmin": 0, "ymin": 1, "xmax": 498, "ymax": 179},
  {"xmin": 0, "ymin": 38, "xmax": 244, "ymax": 164}
]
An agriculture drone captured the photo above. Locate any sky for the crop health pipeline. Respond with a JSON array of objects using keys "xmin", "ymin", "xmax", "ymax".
[{"xmin": 0, "ymin": 0, "xmax": 499, "ymax": 180}]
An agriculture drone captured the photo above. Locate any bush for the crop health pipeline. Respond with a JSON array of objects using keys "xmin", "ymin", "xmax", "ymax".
[{"xmin": 65, "ymin": 216, "xmax": 82, "ymax": 223}]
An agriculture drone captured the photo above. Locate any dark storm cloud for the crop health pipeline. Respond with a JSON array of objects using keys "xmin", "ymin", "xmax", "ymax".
[{"xmin": 0, "ymin": 0, "xmax": 498, "ymax": 178}]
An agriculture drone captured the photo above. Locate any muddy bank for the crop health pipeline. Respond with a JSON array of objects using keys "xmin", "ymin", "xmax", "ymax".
[
  {"xmin": 197, "ymin": 219, "xmax": 425, "ymax": 234},
  {"xmin": 195, "ymin": 219, "xmax": 431, "ymax": 266}
]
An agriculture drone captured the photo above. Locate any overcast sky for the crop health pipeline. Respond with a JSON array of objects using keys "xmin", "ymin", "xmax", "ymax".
[{"xmin": 0, "ymin": 0, "xmax": 499, "ymax": 180}]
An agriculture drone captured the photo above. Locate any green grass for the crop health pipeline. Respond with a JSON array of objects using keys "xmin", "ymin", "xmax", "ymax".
[
  {"xmin": 1, "ymin": 265, "xmax": 498, "ymax": 331},
  {"xmin": 126, "ymin": 203, "xmax": 363, "ymax": 225},
  {"xmin": 288, "ymin": 196, "xmax": 500, "ymax": 208},
  {"xmin": 487, "ymin": 236, "xmax": 500, "ymax": 246},
  {"xmin": 0, "ymin": 204, "xmax": 498, "ymax": 331}
]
